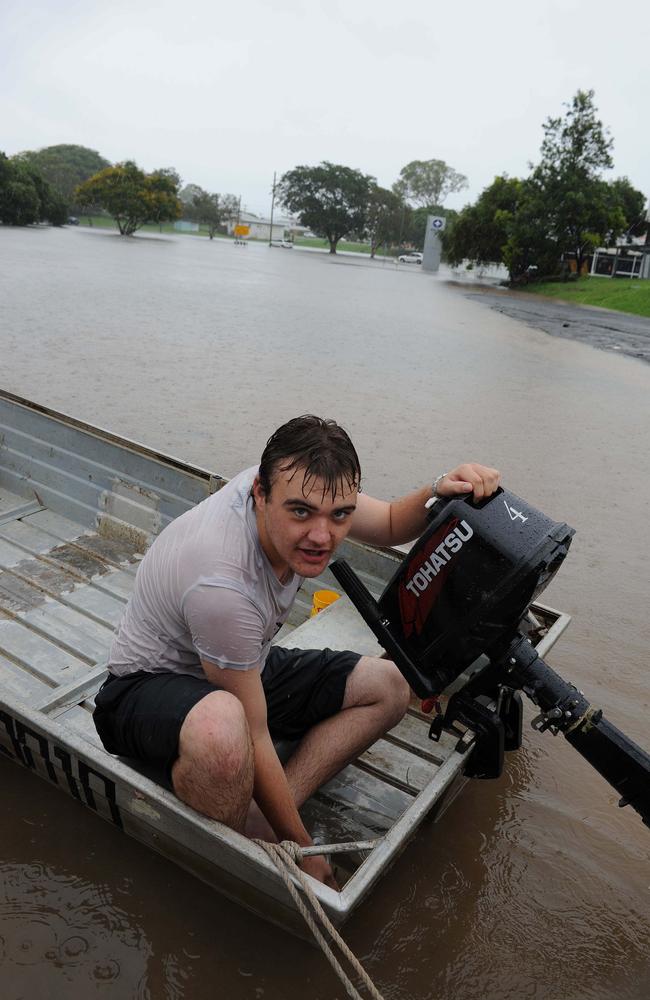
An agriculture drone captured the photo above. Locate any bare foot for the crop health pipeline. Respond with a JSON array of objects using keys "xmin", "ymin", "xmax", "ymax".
[{"xmin": 245, "ymin": 800, "xmax": 277, "ymax": 842}]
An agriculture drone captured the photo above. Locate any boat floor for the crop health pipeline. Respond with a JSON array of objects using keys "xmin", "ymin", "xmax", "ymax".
[{"xmin": 0, "ymin": 485, "xmax": 466, "ymax": 885}]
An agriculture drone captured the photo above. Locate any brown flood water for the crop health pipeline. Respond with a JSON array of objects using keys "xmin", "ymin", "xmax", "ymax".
[{"xmin": 1, "ymin": 226, "xmax": 649, "ymax": 999}]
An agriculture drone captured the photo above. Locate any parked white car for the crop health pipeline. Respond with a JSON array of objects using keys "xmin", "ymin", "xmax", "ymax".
[{"xmin": 398, "ymin": 251, "xmax": 423, "ymax": 264}]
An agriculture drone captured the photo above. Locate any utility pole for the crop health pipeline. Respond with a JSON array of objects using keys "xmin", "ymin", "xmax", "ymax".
[
  {"xmin": 234, "ymin": 195, "xmax": 242, "ymax": 245},
  {"xmin": 268, "ymin": 172, "xmax": 276, "ymax": 246}
]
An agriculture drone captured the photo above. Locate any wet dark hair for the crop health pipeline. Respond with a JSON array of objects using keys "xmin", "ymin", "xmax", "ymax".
[{"xmin": 257, "ymin": 415, "xmax": 361, "ymax": 501}]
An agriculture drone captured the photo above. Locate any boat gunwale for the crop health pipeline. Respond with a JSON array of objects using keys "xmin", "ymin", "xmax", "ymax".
[{"xmin": 0, "ymin": 387, "xmax": 216, "ymax": 486}]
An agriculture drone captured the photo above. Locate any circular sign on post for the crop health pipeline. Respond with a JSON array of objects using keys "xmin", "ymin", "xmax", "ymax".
[{"xmin": 423, "ymin": 213, "xmax": 445, "ymax": 272}]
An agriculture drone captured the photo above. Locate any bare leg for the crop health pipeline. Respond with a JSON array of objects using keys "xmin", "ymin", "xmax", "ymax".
[
  {"xmin": 244, "ymin": 798, "xmax": 276, "ymax": 841},
  {"xmin": 283, "ymin": 657, "xmax": 410, "ymax": 809},
  {"xmin": 171, "ymin": 690, "xmax": 254, "ymax": 833}
]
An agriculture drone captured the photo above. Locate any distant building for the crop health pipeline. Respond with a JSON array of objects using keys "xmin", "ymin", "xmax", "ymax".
[
  {"xmin": 282, "ymin": 216, "xmax": 311, "ymax": 238},
  {"xmin": 224, "ymin": 210, "xmax": 286, "ymax": 241},
  {"xmin": 559, "ymin": 198, "xmax": 650, "ymax": 279},
  {"xmin": 588, "ymin": 232, "xmax": 649, "ymax": 280}
]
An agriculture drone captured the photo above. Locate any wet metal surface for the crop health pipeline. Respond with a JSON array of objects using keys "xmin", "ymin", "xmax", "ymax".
[{"xmin": 1, "ymin": 226, "xmax": 649, "ymax": 999}]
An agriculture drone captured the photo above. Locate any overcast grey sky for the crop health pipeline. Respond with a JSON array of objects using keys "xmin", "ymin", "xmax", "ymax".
[{"xmin": 2, "ymin": 0, "xmax": 648, "ymax": 216}]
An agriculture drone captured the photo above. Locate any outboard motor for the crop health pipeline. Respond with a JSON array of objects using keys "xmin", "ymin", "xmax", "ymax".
[{"xmin": 331, "ymin": 487, "xmax": 650, "ymax": 827}]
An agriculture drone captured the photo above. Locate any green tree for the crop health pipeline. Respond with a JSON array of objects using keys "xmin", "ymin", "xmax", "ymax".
[
  {"xmin": 21, "ymin": 162, "xmax": 68, "ymax": 225},
  {"xmin": 76, "ymin": 161, "xmax": 181, "ymax": 235},
  {"xmin": 365, "ymin": 186, "xmax": 404, "ymax": 257},
  {"xmin": 16, "ymin": 144, "xmax": 110, "ymax": 211},
  {"xmin": 181, "ymin": 185, "xmax": 238, "ymax": 238},
  {"xmin": 532, "ymin": 89, "xmax": 626, "ymax": 273},
  {"xmin": 500, "ymin": 178, "xmax": 562, "ymax": 280},
  {"xmin": 540, "ymin": 89, "xmax": 613, "ymax": 177},
  {"xmin": 607, "ymin": 177, "xmax": 647, "ymax": 240},
  {"xmin": 445, "ymin": 169, "xmax": 575, "ymax": 281},
  {"xmin": 394, "ymin": 159, "xmax": 468, "ymax": 208},
  {"xmin": 0, "ymin": 154, "xmax": 40, "ymax": 225},
  {"xmin": 145, "ymin": 167, "xmax": 183, "ymax": 225},
  {"xmin": 276, "ymin": 161, "xmax": 374, "ymax": 253},
  {"xmin": 443, "ymin": 175, "xmax": 523, "ymax": 267},
  {"xmin": 179, "ymin": 183, "xmax": 206, "ymax": 216},
  {"xmin": 0, "ymin": 151, "xmax": 67, "ymax": 226}
]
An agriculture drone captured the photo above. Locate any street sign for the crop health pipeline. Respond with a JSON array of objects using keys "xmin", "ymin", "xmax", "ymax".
[{"xmin": 422, "ymin": 214, "xmax": 446, "ymax": 272}]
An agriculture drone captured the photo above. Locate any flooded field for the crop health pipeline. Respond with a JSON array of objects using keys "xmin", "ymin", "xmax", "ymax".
[{"xmin": 1, "ymin": 225, "xmax": 649, "ymax": 999}]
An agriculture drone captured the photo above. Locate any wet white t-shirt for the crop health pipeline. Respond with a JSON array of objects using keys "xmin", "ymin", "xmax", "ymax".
[{"xmin": 108, "ymin": 467, "xmax": 302, "ymax": 679}]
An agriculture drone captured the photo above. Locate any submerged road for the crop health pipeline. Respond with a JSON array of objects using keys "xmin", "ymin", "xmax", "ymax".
[
  {"xmin": 457, "ymin": 284, "xmax": 650, "ymax": 364},
  {"xmin": 1, "ymin": 227, "xmax": 649, "ymax": 1000}
]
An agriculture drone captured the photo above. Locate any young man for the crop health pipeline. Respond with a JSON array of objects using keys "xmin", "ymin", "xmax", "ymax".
[{"xmin": 94, "ymin": 415, "xmax": 500, "ymax": 886}]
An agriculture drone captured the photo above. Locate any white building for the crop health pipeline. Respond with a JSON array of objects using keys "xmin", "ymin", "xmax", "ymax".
[{"xmin": 225, "ymin": 210, "xmax": 286, "ymax": 241}]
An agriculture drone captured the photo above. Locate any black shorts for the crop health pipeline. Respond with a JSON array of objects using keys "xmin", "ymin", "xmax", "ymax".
[{"xmin": 93, "ymin": 646, "xmax": 361, "ymax": 775}]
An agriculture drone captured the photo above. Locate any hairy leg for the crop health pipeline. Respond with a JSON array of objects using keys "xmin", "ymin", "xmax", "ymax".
[
  {"xmin": 171, "ymin": 690, "xmax": 254, "ymax": 833},
  {"xmin": 282, "ymin": 656, "xmax": 410, "ymax": 808}
]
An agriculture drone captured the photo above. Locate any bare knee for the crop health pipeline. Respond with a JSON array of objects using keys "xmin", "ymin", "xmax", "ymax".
[
  {"xmin": 380, "ymin": 660, "xmax": 411, "ymax": 725},
  {"xmin": 172, "ymin": 691, "xmax": 253, "ymax": 829},
  {"xmin": 175, "ymin": 690, "xmax": 251, "ymax": 780},
  {"xmin": 343, "ymin": 657, "xmax": 410, "ymax": 726}
]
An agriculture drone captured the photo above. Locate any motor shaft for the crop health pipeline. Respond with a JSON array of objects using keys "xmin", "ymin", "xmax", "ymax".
[{"xmin": 502, "ymin": 634, "xmax": 650, "ymax": 827}]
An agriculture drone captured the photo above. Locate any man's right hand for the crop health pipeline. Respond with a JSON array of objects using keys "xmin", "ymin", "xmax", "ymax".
[{"xmin": 300, "ymin": 852, "xmax": 339, "ymax": 890}]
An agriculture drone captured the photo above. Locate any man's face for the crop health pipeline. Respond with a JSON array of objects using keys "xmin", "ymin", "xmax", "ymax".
[{"xmin": 252, "ymin": 464, "xmax": 358, "ymax": 579}]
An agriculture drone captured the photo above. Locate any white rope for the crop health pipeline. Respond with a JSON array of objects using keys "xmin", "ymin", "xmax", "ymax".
[{"xmin": 255, "ymin": 840, "xmax": 385, "ymax": 1000}]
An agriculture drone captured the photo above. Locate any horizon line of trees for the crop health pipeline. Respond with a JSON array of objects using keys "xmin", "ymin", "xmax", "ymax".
[
  {"xmin": 0, "ymin": 141, "xmax": 467, "ymax": 248},
  {"xmin": 274, "ymin": 158, "xmax": 466, "ymax": 255},
  {"xmin": 2, "ymin": 93, "xmax": 647, "ymax": 277}
]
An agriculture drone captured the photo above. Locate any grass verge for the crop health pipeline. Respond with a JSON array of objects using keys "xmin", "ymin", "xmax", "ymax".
[
  {"xmin": 293, "ymin": 236, "xmax": 394, "ymax": 257},
  {"xmin": 528, "ymin": 275, "xmax": 650, "ymax": 318}
]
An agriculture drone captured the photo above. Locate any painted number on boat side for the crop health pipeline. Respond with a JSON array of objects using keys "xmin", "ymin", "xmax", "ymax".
[{"xmin": 0, "ymin": 710, "xmax": 122, "ymax": 828}]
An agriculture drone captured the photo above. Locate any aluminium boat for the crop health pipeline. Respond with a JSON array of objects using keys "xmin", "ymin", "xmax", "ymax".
[{"xmin": 0, "ymin": 389, "xmax": 570, "ymax": 937}]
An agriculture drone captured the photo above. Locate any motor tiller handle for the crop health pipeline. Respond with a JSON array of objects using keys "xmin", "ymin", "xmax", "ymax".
[{"xmin": 329, "ymin": 559, "xmax": 431, "ymax": 696}]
